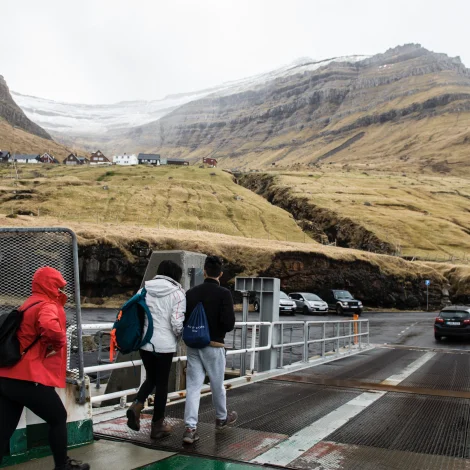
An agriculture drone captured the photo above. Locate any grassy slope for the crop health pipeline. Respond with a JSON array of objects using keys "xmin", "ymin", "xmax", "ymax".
[
  {"xmin": 267, "ymin": 169, "xmax": 470, "ymax": 259},
  {"xmin": 0, "ymin": 165, "xmax": 309, "ymax": 242},
  {"xmin": 0, "ymin": 119, "xmax": 73, "ymax": 159}
]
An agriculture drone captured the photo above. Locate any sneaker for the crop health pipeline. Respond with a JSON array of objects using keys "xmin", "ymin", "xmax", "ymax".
[
  {"xmin": 182, "ymin": 427, "xmax": 200, "ymax": 444},
  {"xmin": 215, "ymin": 411, "xmax": 238, "ymax": 430},
  {"xmin": 61, "ymin": 457, "xmax": 90, "ymax": 470}
]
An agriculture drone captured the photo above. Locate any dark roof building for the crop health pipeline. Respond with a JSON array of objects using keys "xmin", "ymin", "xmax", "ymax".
[
  {"xmin": 12, "ymin": 154, "xmax": 40, "ymax": 163},
  {"xmin": 64, "ymin": 154, "xmax": 89, "ymax": 165},
  {"xmin": 40, "ymin": 153, "xmax": 60, "ymax": 164},
  {"xmin": 0, "ymin": 150, "xmax": 11, "ymax": 163},
  {"xmin": 138, "ymin": 153, "xmax": 161, "ymax": 165},
  {"xmin": 167, "ymin": 158, "xmax": 189, "ymax": 166}
]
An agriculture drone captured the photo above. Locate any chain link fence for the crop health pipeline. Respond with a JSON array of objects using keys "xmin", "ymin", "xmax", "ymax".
[{"xmin": 0, "ymin": 227, "xmax": 84, "ymax": 382}]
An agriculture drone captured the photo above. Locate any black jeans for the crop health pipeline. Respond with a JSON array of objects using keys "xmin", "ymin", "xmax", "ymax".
[
  {"xmin": 136, "ymin": 350, "xmax": 174, "ymax": 422},
  {"xmin": 0, "ymin": 377, "xmax": 68, "ymax": 469}
]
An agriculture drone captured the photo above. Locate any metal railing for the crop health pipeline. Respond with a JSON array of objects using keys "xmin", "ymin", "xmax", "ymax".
[
  {"xmin": 272, "ymin": 319, "xmax": 369, "ymax": 367},
  {"xmin": 81, "ymin": 318, "xmax": 368, "ymax": 405},
  {"xmin": 82, "ymin": 321, "xmax": 273, "ymax": 404}
]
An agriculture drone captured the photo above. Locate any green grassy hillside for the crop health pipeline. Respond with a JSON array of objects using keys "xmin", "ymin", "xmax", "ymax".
[{"xmin": 0, "ymin": 164, "xmax": 310, "ymax": 242}]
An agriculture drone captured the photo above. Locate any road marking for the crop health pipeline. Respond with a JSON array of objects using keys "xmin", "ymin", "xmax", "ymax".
[{"xmin": 252, "ymin": 351, "xmax": 436, "ymax": 467}]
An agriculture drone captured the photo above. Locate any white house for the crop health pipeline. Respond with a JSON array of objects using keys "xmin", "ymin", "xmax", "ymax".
[
  {"xmin": 13, "ymin": 154, "xmax": 40, "ymax": 164},
  {"xmin": 113, "ymin": 154, "xmax": 138, "ymax": 165}
]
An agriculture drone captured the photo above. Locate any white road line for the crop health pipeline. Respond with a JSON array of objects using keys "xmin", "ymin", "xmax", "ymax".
[{"xmin": 252, "ymin": 351, "xmax": 436, "ymax": 467}]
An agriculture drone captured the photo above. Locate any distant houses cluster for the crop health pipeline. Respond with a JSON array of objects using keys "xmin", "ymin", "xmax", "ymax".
[{"xmin": 0, "ymin": 150, "xmax": 218, "ymax": 167}]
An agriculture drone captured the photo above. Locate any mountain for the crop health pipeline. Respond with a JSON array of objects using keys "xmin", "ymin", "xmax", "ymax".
[
  {"xmin": 0, "ymin": 75, "xmax": 51, "ymax": 140},
  {"xmin": 12, "ymin": 55, "xmax": 367, "ymax": 154},
  {"xmin": 11, "ymin": 44, "xmax": 470, "ymax": 174},
  {"xmin": 0, "ymin": 75, "xmax": 74, "ymax": 158},
  {"xmin": 142, "ymin": 44, "xmax": 470, "ymax": 174}
]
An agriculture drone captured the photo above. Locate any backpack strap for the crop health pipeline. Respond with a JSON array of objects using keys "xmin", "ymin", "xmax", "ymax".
[{"xmin": 19, "ymin": 301, "xmax": 45, "ymax": 355}]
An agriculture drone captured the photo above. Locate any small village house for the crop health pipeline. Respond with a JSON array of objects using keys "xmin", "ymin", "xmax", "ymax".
[
  {"xmin": 63, "ymin": 154, "xmax": 89, "ymax": 165},
  {"xmin": 12, "ymin": 154, "xmax": 40, "ymax": 164},
  {"xmin": 203, "ymin": 157, "xmax": 217, "ymax": 167},
  {"xmin": 167, "ymin": 158, "xmax": 189, "ymax": 166},
  {"xmin": 0, "ymin": 150, "xmax": 11, "ymax": 163},
  {"xmin": 40, "ymin": 153, "xmax": 60, "ymax": 164},
  {"xmin": 90, "ymin": 150, "xmax": 111, "ymax": 165},
  {"xmin": 137, "ymin": 153, "xmax": 162, "ymax": 165},
  {"xmin": 113, "ymin": 153, "xmax": 138, "ymax": 165}
]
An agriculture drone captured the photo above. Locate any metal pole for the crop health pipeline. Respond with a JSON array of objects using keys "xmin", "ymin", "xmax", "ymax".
[
  {"xmin": 280, "ymin": 324, "xmax": 284, "ymax": 368},
  {"xmin": 427, "ymin": 285, "xmax": 429, "ymax": 311},
  {"xmin": 240, "ymin": 291, "xmax": 249, "ymax": 376},
  {"xmin": 321, "ymin": 323, "xmax": 326, "ymax": 357},
  {"xmin": 289, "ymin": 327, "xmax": 293, "ymax": 365},
  {"xmin": 250, "ymin": 325, "xmax": 256, "ymax": 373},
  {"xmin": 336, "ymin": 322, "xmax": 340, "ymax": 353},
  {"xmin": 96, "ymin": 332, "xmax": 103, "ymax": 389},
  {"xmin": 359, "ymin": 321, "xmax": 362, "ymax": 349}
]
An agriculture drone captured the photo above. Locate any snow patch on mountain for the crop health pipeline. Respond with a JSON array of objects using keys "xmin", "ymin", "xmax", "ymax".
[{"xmin": 12, "ymin": 55, "xmax": 369, "ymax": 136}]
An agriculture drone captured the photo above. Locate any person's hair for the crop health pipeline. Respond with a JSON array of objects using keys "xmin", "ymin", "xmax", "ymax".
[
  {"xmin": 204, "ymin": 255, "xmax": 223, "ymax": 278},
  {"xmin": 157, "ymin": 260, "xmax": 182, "ymax": 283}
]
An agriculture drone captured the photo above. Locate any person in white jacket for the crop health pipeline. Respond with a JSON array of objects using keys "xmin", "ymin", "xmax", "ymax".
[{"xmin": 126, "ymin": 260, "xmax": 186, "ymax": 439}]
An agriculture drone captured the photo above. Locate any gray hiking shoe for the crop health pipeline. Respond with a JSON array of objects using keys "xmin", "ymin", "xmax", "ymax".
[
  {"xmin": 182, "ymin": 427, "xmax": 200, "ymax": 444},
  {"xmin": 216, "ymin": 410, "xmax": 238, "ymax": 430}
]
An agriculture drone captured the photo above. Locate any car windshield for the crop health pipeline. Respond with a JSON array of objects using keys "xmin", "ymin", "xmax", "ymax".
[
  {"xmin": 441, "ymin": 311, "xmax": 470, "ymax": 319},
  {"xmin": 280, "ymin": 292, "xmax": 289, "ymax": 299},
  {"xmin": 303, "ymin": 293, "xmax": 321, "ymax": 301},
  {"xmin": 335, "ymin": 291, "xmax": 353, "ymax": 300}
]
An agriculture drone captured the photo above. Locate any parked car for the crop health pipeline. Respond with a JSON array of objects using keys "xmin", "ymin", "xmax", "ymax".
[
  {"xmin": 289, "ymin": 292, "xmax": 328, "ymax": 315},
  {"xmin": 434, "ymin": 306, "xmax": 470, "ymax": 340},
  {"xmin": 323, "ymin": 290, "xmax": 363, "ymax": 315},
  {"xmin": 253, "ymin": 291, "xmax": 296, "ymax": 315}
]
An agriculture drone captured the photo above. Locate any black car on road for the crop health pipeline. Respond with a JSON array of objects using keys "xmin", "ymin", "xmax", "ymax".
[
  {"xmin": 323, "ymin": 289, "xmax": 363, "ymax": 315},
  {"xmin": 434, "ymin": 306, "xmax": 470, "ymax": 340}
]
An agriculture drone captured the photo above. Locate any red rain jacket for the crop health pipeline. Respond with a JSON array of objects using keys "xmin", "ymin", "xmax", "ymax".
[{"xmin": 0, "ymin": 267, "xmax": 68, "ymax": 388}]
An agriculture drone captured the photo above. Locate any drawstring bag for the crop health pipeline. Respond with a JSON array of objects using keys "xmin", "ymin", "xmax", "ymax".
[{"xmin": 183, "ymin": 302, "xmax": 210, "ymax": 348}]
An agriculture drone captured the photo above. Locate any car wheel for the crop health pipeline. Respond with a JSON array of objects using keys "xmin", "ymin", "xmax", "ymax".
[
  {"xmin": 303, "ymin": 306, "xmax": 310, "ymax": 315},
  {"xmin": 253, "ymin": 301, "xmax": 260, "ymax": 312},
  {"xmin": 434, "ymin": 333, "xmax": 442, "ymax": 341},
  {"xmin": 336, "ymin": 305, "xmax": 343, "ymax": 316}
]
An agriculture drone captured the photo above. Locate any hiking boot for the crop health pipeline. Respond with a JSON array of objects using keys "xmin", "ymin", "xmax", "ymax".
[
  {"xmin": 215, "ymin": 411, "xmax": 238, "ymax": 430},
  {"xmin": 55, "ymin": 457, "xmax": 90, "ymax": 470},
  {"xmin": 182, "ymin": 427, "xmax": 200, "ymax": 444},
  {"xmin": 150, "ymin": 418, "xmax": 172, "ymax": 439},
  {"xmin": 126, "ymin": 400, "xmax": 144, "ymax": 431}
]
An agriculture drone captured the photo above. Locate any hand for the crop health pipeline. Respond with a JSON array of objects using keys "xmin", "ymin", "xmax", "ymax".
[{"xmin": 46, "ymin": 345, "xmax": 57, "ymax": 358}]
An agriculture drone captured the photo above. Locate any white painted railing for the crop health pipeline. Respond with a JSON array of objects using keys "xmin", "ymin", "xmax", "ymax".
[{"xmin": 81, "ymin": 319, "xmax": 368, "ymax": 405}]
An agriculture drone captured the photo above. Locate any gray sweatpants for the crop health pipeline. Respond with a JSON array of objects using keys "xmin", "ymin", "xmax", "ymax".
[{"xmin": 184, "ymin": 346, "xmax": 227, "ymax": 429}]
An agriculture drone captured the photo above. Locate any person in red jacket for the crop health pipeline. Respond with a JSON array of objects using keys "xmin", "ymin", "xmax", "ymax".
[{"xmin": 0, "ymin": 266, "xmax": 90, "ymax": 470}]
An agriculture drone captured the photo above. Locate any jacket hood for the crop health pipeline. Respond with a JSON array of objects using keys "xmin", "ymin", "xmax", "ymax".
[
  {"xmin": 145, "ymin": 275, "xmax": 182, "ymax": 298},
  {"xmin": 32, "ymin": 266, "xmax": 67, "ymax": 301}
]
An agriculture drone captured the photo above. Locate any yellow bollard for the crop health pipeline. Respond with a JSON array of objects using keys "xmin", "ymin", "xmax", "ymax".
[{"xmin": 353, "ymin": 314, "xmax": 359, "ymax": 344}]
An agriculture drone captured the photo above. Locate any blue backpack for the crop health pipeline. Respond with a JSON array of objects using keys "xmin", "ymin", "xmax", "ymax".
[
  {"xmin": 110, "ymin": 288, "xmax": 153, "ymax": 359},
  {"xmin": 183, "ymin": 302, "xmax": 210, "ymax": 348}
]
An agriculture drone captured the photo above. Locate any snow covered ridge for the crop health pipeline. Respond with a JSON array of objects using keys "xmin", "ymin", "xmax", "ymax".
[{"xmin": 12, "ymin": 55, "xmax": 370, "ymax": 136}]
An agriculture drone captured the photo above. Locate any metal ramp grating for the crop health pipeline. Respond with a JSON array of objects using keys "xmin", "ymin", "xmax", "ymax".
[{"xmin": 328, "ymin": 392, "xmax": 470, "ymax": 459}]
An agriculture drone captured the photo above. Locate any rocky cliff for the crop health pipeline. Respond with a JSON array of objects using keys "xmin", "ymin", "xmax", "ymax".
[
  {"xmin": 134, "ymin": 44, "xmax": 470, "ymax": 174},
  {"xmin": 0, "ymin": 75, "xmax": 52, "ymax": 140}
]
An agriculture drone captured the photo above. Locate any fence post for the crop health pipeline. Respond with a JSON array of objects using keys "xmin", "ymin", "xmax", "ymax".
[{"xmin": 240, "ymin": 291, "xmax": 249, "ymax": 377}]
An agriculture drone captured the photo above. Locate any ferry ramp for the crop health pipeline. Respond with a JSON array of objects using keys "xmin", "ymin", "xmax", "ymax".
[{"xmin": 94, "ymin": 344, "xmax": 470, "ymax": 469}]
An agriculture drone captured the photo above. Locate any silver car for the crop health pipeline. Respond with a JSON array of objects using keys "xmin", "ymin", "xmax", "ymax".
[
  {"xmin": 289, "ymin": 292, "xmax": 329, "ymax": 315},
  {"xmin": 253, "ymin": 291, "xmax": 296, "ymax": 315}
]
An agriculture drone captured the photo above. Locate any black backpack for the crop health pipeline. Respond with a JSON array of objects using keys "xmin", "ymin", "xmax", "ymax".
[{"xmin": 0, "ymin": 302, "xmax": 43, "ymax": 368}]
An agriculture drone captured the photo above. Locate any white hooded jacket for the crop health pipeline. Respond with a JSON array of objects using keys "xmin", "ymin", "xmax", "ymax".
[{"xmin": 140, "ymin": 275, "xmax": 186, "ymax": 354}]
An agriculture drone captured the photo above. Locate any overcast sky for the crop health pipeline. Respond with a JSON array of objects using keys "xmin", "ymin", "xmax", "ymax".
[{"xmin": 2, "ymin": 0, "xmax": 469, "ymax": 104}]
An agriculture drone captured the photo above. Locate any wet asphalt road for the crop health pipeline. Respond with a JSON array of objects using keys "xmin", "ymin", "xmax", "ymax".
[{"xmin": 81, "ymin": 308, "xmax": 470, "ymax": 351}]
